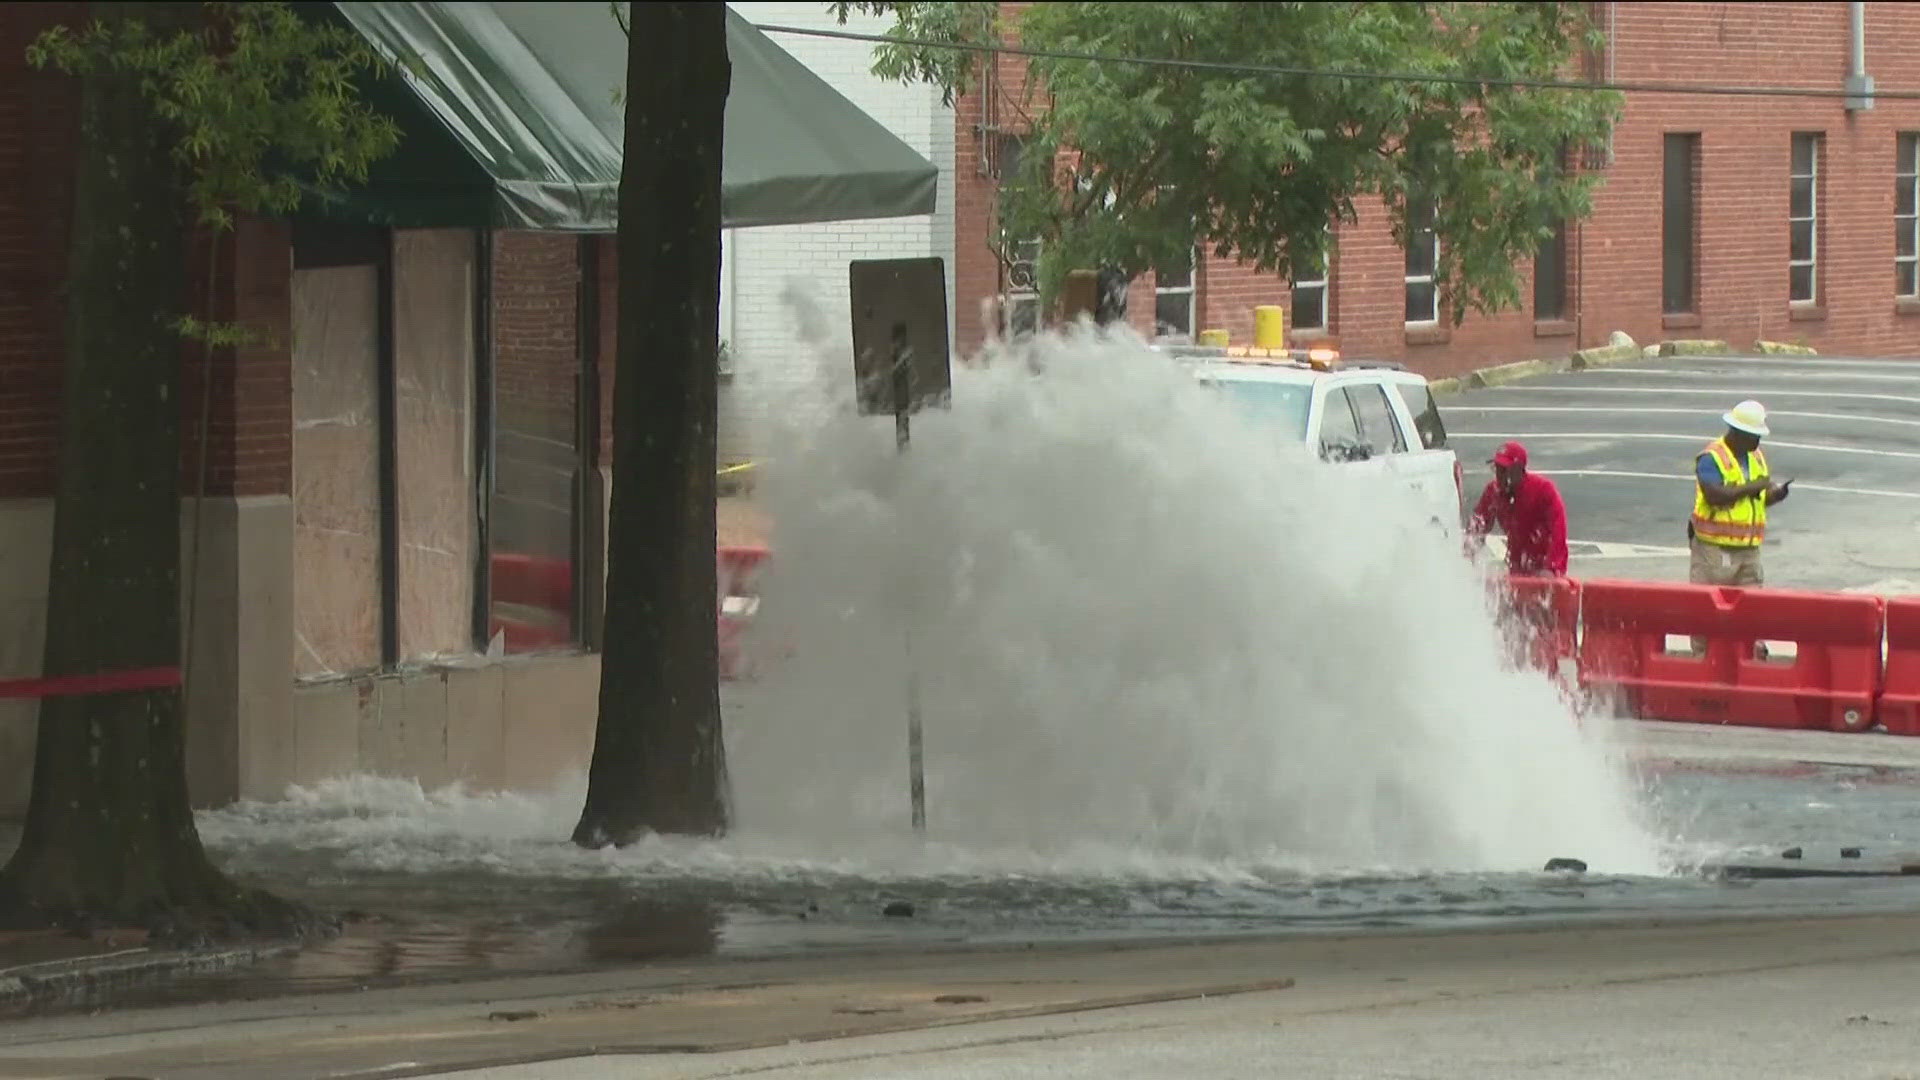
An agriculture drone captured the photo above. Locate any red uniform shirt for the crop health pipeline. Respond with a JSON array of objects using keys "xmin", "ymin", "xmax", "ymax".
[{"xmin": 1471, "ymin": 472, "xmax": 1569, "ymax": 576}]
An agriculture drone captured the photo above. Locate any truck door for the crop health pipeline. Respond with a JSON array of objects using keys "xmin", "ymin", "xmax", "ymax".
[{"xmin": 1343, "ymin": 382, "xmax": 1456, "ymax": 538}]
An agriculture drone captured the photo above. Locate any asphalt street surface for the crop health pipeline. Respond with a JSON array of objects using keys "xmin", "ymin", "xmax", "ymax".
[{"xmin": 1445, "ymin": 353, "xmax": 1920, "ymax": 592}]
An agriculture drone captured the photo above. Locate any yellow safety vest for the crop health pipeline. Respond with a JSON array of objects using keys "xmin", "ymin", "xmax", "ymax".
[{"xmin": 1690, "ymin": 439, "xmax": 1769, "ymax": 548}]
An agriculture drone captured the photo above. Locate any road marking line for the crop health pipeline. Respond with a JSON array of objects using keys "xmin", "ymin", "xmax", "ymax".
[
  {"xmin": 1534, "ymin": 468, "xmax": 1920, "ymax": 500},
  {"xmin": 1452, "ymin": 406, "xmax": 1920, "ymax": 428},
  {"xmin": 1449, "ymin": 431, "xmax": 1920, "ymax": 461},
  {"xmin": 1654, "ymin": 356, "xmax": 1920, "ymax": 371},
  {"xmin": 1484, "ymin": 536, "xmax": 1688, "ymax": 559},
  {"xmin": 1486, "ymin": 386, "xmax": 1920, "ymax": 405},
  {"xmin": 1587, "ymin": 368, "xmax": 1920, "ymax": 384}
]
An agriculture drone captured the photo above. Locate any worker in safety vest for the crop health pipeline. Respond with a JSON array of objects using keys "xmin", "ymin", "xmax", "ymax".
[{"xmin": 1689, "ymin": 399, "xmax": 1792, "ymax": 587}]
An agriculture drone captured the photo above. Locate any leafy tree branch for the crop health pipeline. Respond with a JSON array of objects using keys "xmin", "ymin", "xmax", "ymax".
[{"xmin": 836, "ymin": 1, "xmax": 1619, "ymax": 324}]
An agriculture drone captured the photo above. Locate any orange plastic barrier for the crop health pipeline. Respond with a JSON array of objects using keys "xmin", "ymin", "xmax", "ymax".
[
  {"xmin": 1497, "ymin": 575, "xmax": 1581, "ymax": 677},
  {"xmin": 1878, "ymin": 598, "xmax": 1920, "ymax": 735},
  {"xmin": 717, "ymin": 545, "xmax": 771, "ymax": 680},
  {"xmin": 1577, "ymin": 580, "xmax": 1882, "ymax": 733}
]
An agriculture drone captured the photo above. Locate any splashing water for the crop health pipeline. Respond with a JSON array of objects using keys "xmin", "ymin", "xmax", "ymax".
[{"xmin": 726, "ymin": 291, "xmax": 1663, "ymax": 876}]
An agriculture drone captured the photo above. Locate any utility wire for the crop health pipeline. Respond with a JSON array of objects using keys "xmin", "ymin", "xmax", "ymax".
[{"xmin": 756, "ymin": 22, "xmax": 1918, "ymax": 102}]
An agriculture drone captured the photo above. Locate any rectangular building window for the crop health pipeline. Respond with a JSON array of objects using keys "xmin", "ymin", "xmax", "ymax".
[
  {"xmin": 487, "ymin": 231, "xmax": 584, "ymax": 655},
  {"xmin": 1404, "ymin": 201, "xmax": 1439, "ymax": 324},
  {"xmin": 1899, "ymin": 132, "xmax": 1919, "ymax": 298},
  {"xmin": 393, "ymin": 229, "xmax": 479, "ymax": 663},
  {"xmin": 1154, "ymin": 248, "xmax": 1197, "ymax": 339},
  {"xmin": 1789, "ymin": 132, "xmax": 1822, "ymax": 304},
  {"xmin": 1533, "ymin": 219, "xmax": 1568, "ymax": 321},
  {"xmin": 1290, "ymin": 241, "xmax": 1329, "ymax": 333},
  {"xmin": 996, "ymin": 134, "xmax": 1042, "ymax": 336},
  {"xmin": 1003, "ymin": 239, "xmax": 1041, "ymax": 336},
  {"xmin": 291, "ymin": 233, "xmax": 385, "ymax": 679},
  {"xmin": 1533, "ymin": 152, "xmax": 1570, "ymax": 321},
  {"xmin": 1662, "ymin": 133, "xmax": 1699, "ymax": 315}
]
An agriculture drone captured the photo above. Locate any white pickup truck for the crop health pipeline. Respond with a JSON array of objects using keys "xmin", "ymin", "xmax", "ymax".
[{"xmin": 1164, "ymin": 345, "xmax": 1468, "ymax": 538}]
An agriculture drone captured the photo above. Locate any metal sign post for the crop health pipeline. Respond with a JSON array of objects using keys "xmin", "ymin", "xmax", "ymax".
[{"xmin": 849, "ymin": 258, "xmax": 951, "ymax": 836}]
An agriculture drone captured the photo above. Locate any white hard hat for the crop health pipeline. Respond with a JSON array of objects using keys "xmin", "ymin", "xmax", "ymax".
[{"xmin": 1723, "ymin": 399, "xmax": 1769, "ymax": 437}]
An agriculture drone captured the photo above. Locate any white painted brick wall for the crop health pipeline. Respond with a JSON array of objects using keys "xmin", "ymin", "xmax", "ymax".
[{"xmin": 720, "ymin": 2, "xmax": 956, "ymax": 459}]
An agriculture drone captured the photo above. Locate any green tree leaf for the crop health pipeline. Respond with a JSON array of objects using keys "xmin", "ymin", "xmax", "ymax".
[{"xmin": 837, "ymin": 1, "xmax": 1620, "ymax": 324}]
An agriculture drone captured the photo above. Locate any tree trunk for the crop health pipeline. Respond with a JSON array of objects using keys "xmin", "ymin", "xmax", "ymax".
[
  {"xmin": 0, "ymin": 2, "xmax": 298, "ymax": 938},
  {"xmin": 572, "ymin": 2, "xmax": 732, "ymax": 846}
]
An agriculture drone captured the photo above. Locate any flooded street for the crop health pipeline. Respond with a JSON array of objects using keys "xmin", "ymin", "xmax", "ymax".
[
  {"xmin": 7, "ymin": 753, "xmax": 1919, "ymax": 1018},
  {"xmin": 13, "ymin": 328, "xmax": 1920, "ymax": 1018}
]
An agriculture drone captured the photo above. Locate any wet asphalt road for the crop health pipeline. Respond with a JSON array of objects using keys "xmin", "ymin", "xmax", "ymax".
[{"xmin": 1443, "ymin": 353, "xmax": 1920, "ymax": 591}]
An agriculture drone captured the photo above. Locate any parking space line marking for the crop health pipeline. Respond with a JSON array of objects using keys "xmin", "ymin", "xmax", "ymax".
[
  {"xmin": 1533, "ymin": 468, "xmax": 1920, "ymax": 500},
  {"xmin": 1449, "ymin": 431, "xmax": 1920, "ymax": 461},
  {"xmin": 1585, "ymin": 368, "xmax": 1920, "ymax": 384},
  {"xmin": 1484, "ymin": 535, "xmax": 1689, "ymax": 559},
  {"xmin": 1484, "ymin": 386, "xmax": 1920, "ymax": 406},
  {"xmin": 1453, "ymin": 406, "xmax": 1920, "ymax": 428},
  {"xmin": 1650, "ymin": 356, "xmax": 1920, "ymax": 370}
]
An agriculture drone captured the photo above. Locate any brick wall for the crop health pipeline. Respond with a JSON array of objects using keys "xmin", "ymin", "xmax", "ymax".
[
  {"xmin": 950, "ymin": 1, "xmax": 1920, "ymax": 378},
  {"xmin": 183, "ymin": 219, "xmax": 295, "ymax": 498},
  {"xmin": 492, "ymin": 231, "xmax": 580, "ymax": 434},
  {"xmin": 0, "ymin": 3, "xmax": 295, "ymax": 499},
  {"xmin": 0, "ymin": 4, "xmax": 80, "ymax": 500},
  {"xmin": 490, "ymin": 231, "xmax": 580, "ymax": 560}
]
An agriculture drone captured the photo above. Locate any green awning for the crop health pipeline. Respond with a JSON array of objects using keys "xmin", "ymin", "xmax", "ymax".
[{"xmin": 312, "ymin": 2, "xmax": 939, "ymax": 231}]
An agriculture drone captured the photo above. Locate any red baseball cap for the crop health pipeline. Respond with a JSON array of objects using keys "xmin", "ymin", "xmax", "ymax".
[{"xmin": 1489, "ymin": 441, "xmax": 1528, "ymax": 467}]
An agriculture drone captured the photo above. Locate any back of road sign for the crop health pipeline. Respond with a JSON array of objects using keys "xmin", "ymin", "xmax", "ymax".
[{"xmin": 849, "ymin": 257, "xmax": 952, "ymax": 417}]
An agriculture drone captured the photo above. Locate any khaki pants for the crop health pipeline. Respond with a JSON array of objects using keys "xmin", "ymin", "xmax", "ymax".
[
  {"xmin": 1688, "ymin": 538, "xmax": 1764, "ymax": 655},
  {"xmin": 1689, "ymin": 538, "xmax": 1763, "ymax": 587}
]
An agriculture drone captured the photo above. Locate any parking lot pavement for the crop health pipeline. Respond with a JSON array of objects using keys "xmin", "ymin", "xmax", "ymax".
[{"xmin": 1445, "ymin": 353, "xmax": 1920, "ymax": 593}]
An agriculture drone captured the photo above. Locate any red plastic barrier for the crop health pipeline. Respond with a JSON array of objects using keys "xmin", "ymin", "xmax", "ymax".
[
  {"xmin": 487, "ymin": 613, "xmax": 573, "ymax": 654},
  {"xmin": 1879, "ymin": 598, "xmax": 1920, "ymax": 735},
  {"xmin": 491, "ymin": 554, "xmax": 574, "ymax": 614},
  {"xmin": 1577, "ymin": 579, "xmax": 1882, "ymax": 733},
  {"xmin": 717, "ymin": 546, "xmax": 771, "ymax": 680},
  {"xmin": 0, "ymin": 666, "xmax": 182, "ymax": 700},
  {"xmin": 1497, "ymin": 575, "xmax": 1581, "ymax": 677}
]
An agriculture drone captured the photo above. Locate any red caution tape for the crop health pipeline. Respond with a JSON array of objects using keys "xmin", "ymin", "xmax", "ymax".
[{"xmin": 0, "ymin": 666, "xmax": 183, "ymax": 700}]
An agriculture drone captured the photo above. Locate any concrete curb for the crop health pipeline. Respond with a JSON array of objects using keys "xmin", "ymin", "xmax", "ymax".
[
  {"xmin": 1657, "ymin": 338, "xmax": 1736, "ymax": 357},
  {"xmin": 1430, "ymin": 337, "xmax": 1801, "ymax": 397},
  {"xmin": 0, "ymin": 943, "xmax": 296, "ymax": 1012}
]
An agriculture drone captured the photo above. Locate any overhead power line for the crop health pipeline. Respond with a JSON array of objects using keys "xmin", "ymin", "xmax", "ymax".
[{"xmin": 756, "ymin": 22, "xmax": 1920, "ymax": 102}]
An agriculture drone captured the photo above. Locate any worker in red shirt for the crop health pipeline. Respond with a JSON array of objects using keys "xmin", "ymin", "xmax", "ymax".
[{"xmin": 1469, "ymin": 441, "xmax": 1569, "ymax": 577}]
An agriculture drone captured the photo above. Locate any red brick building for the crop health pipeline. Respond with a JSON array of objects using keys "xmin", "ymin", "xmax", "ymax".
[{"xmin": 953, "ymin": 2, "xmax": 1920, "ymax": 374}]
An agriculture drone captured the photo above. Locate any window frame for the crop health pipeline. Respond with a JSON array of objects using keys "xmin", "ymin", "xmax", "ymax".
[
  {"xmin": 1002, "ymin": 237, "xmax": 1042, "ymax": 337},
  {"xmin": 1314, "ymin": 384, "xmax": 1364, "ymax": 461},
  {"xmin": 1404, "ymin": 202, "xmax": 1440, "ymax": 326},
  {"xmin": 1290, "ymin": 236, "xmax": 1331, "ymax": 333},
  {"xmin": 1898, "ymin": 132, "xmax": 1919, "ymax": 299},
  {"xmin": 1153, "ymin": 246, "xmax": 1198, "ymax": 340},
  {"xmin": 1394, "ymin": 381, "xmax": 1450, "ymax": 451},
  {"xmin": 1346, "ymin": 383, "xmax": 1409, "ymax": 456},
  {"xmin": 1532, "ymin": 149, "xmax": 1572, "ymax": 322},
  {"xmin": 995, "ymin": 132, "xmax": 1043, "ymax": 337},
  {"xmin": 1789, "ymin": 132, "xmax": 1822, "ymax": 305},
  {"xmin": 1662, "ymin": 132, "xmax": 1700, "ymax": 316}
]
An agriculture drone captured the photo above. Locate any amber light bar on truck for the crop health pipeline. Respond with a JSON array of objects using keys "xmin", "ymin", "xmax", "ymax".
[{"xmin": 1157, "ymin": 342, "xmax": 1392, "ymax": 374}]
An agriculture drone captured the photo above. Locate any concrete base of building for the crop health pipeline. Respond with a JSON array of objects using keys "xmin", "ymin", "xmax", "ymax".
[{"xmin": 0, "ymin": 496, "xmax": 608, "ymax": 816}]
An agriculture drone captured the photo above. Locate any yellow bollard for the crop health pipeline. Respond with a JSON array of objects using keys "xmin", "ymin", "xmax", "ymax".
[
  {"xmin": 1253, "ymin": 305, "xmax": 1286, "ymax": 350},
  {"xmin": 1060, "ymin": 270, "xmax": 1099, "ymax": 323},
  {"xmin": 1198, "ymin": 329, "xmax": 1229, "ymax": 347}
]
